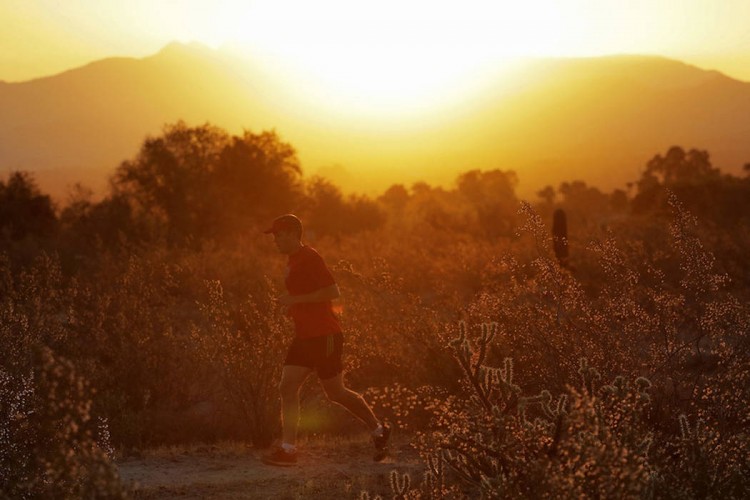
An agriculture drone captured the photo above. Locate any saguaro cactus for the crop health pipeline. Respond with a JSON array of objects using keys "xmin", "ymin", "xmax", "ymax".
[{"xmin": 552, "ymin": 208, "xmax": 569, "ymax": 267}]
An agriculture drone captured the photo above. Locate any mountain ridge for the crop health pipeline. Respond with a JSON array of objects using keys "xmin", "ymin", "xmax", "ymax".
[{"xmin": 1, "ymin": 42, "xmax": 749, "ymax": 200}]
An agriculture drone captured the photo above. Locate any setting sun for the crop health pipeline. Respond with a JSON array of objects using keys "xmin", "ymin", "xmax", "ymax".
[
  {"xmin": 5, "ymin": 0, "xmax": 750, "ymax": 115},
  {"xmin": 210, "ymin": 0, "xmax": 575, "ymax": 115},
  {"xmin": 138, "ymin": 0, "xmax": 580, "ymax": 118}
]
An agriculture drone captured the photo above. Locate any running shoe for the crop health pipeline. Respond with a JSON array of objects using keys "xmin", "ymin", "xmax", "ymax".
[
  {"xmin": 373, "ymin": 423, "xmax": 392, "ymax": 462},
  {"xmin": 261, "ymin": 446, "xmax": 298, "ymax": 466}
]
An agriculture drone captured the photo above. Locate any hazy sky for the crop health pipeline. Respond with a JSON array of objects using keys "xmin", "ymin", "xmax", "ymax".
[{"xmin": 2, "ymin": 0, "xmax": 750, "ymax": 83}]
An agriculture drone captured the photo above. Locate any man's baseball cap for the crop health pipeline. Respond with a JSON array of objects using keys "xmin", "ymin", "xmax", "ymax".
[{"xmin": 263, "ymin": 214, "xmax": 303, "ymax": 235}]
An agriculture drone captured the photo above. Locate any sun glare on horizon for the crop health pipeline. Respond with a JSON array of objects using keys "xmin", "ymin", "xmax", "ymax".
[
  {"xmin": 5, "ymin": 1, "xmax": 750, "ymax": 85},
  {"xmin": 156, "ymin": 0, "xmax": 591, "ymax": 117}
]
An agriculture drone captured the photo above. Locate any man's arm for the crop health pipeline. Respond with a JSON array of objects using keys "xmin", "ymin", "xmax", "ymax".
[{"xmin": 278, "ymin": 284, "xmax": 340, "ymax": 305}]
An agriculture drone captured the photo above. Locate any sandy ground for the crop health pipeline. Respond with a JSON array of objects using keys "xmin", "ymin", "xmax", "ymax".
[{"xmin": 116, "ymin": 436, "xmax": 424, "ymax": 499}]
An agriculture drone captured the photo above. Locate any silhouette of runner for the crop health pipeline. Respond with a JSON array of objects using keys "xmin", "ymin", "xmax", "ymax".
[{"xmin": 261, "ymin": 214, "xmax": 390, "ymax": 466}]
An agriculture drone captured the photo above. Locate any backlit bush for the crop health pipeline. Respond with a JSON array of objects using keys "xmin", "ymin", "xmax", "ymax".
[
  {"xmin": 190, "ymin": 278, "xmax": 287, "ymax": 447},
  {"xmin": 0, "ymin": 347, "xmax": 125, "ymax": 499},
  {"xmin": 364, "ymin": 197, "xmax": 749, "ymax": 498},
  {"xmin": 2, "ymin": 135, "xmax": 749, "ymax": 497}
]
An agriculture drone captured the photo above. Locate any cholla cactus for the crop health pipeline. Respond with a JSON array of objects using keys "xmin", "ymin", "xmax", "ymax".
[
  {"xmin": 552, "ymin": 208, "xmax": 569, "ymax": 268},
  {"xmin": 577, "ymin": 357, "xmax": 601, "ymax": 395},
  {"xmin": 390, "ymin": 470, "xmax": 411, "ymax": 499},
  {"xmin": 420, "ymin": 323, "xmax": 664, "ymax": 498},
  {"xmin": 670, "ymin": 413, "xmax": 745, "ymax": 498},
  {"xmin": 449, "ymin": 322, "xmax": 520, "ymax": 415},
  {"xmin": 420, "ymin": 453, "xmax": 446, "ymax": 498}
]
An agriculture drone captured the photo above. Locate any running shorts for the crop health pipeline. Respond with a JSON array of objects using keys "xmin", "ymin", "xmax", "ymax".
[{"xmin": 284, "ymin": 332, "xmax": 343, "ymax": 380}]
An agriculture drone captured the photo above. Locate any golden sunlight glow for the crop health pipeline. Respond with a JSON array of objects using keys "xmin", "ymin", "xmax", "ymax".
[
  {"xmin": 5, "ymin": 1, "xmax": 750, "ymax": 89},
  {"xmin": 157, "ymin": 0, "xmax": 582, "ymax": 117}
]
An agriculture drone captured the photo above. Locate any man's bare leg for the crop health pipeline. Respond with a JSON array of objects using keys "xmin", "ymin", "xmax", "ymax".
[
  {"xmin": 279, "ymin": 365, "xmax": 313, "ymax": 446},
  {"xmin": 320, "ymin": 372, "xmax": 380, "ymax": 432}
]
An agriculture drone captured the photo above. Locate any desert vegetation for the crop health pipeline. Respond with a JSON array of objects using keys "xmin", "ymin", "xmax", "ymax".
[{"xmin": 1, "ymin": 123, "xmax": 749, "ymax": 498}]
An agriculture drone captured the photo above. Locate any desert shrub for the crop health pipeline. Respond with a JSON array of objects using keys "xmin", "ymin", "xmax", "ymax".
[
  {"xmin": 363, "ymin": 384, "xmax": 449, "ymax": 434},
  {"xmin": 190, "ymin": 278, "xmax": 287, "ymax": 447},
  {"xmin": 331, "ymin": 258, "xmax": 453, "ymax": 381},
  {"xmin": 2, "ymin": 133, "xmax": 749, "ymax": 498},
  {"xmin": 368, "ymin": 194, "xmax": 749, "ymax": 498},
  {"xmin": 67, "ymin": 244, "xmax": 290, "ymax": 447},
  {"xmin": 544, "ymin": 375, "xmax": 655, "ymax": 498},
  {"xmin": 63, "ymin": 252, "xmax": 191, "ymax": 447},
  {"xmin": 364, "ymin": 324, "xmax": 654, "ymax": 499},
  {"xmin": 379, "ymin": 319, "xmax": 748, "ymax": 499},
  {"xmin": 1, "ymin": 241, "xmax": 291, "ymax": 448},
  {"xmin": 0, "ymin": 347, "xmax": 125, "ymax": 499},
  {"xmin": 0, "ymin": 253, "xmax": 71, "ymax": 374}
]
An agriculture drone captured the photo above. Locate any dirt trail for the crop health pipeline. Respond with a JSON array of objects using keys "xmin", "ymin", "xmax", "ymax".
[{"xmin": 117, "ymin": 437, "xmax": 424, "ymax": 499}]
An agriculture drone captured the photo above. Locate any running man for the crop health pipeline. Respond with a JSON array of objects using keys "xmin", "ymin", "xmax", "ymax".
[{"xmin": 261, "ymin": 214, "xmax": 390, "ymax": 466}]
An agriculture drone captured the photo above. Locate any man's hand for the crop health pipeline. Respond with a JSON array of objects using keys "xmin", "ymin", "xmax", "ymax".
[
  {"xmin": 277, "ymin": 285, "xmax": 340, "ymax": 308},
  {"xmin": 277, "ymin": 295, "xmax": 298, "ymax": 306}
]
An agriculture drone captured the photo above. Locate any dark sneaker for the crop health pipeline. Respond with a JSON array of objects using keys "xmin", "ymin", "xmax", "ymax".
[
  {"xmin": 261, "ymin": 446, "xmax": 298, "ymax": 467},
  {"xmin": 373, "ymin": 423, "xmax": 391, "ymax": 462}
]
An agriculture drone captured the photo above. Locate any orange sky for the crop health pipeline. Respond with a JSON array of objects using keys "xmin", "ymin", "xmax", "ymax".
[
  {"xmin": 2, "ymin": 0, "xmax": 750, "ymax": 88},
  {"xmin": 3, "ymin": 0, "xmax": 750, "ymax": 200}
]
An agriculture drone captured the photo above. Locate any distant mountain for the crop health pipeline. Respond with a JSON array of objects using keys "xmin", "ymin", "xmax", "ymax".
[
  {"xmin": 1, "ymin": 42, "xmax": 749, "ymax": 200},
  {"xmin": 0, "ymin": 42, "xmax": 282, "ymax": 198}
]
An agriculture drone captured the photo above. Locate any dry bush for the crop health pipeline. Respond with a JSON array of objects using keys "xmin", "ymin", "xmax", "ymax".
[
  {"xmin": 67, "ymin": 243, "xmax": 293, "ymax": 446},
  {"xmin": 419, "ymin": 324, "xmax": 657, "ymax": 498},
  {"xmin": 0, "ymin": 347, "xmax": 125, "ymax": 499},
  {"xmin": 368, "ymin": 197, "xmax": 749, "ymax": 498},
  {"xmin": 376, "ymin": 320, "xmax": 747, "ymax": 499},
  {"xmin": 1, "ymin": 242, "xmax": 293, "ymax": 449},
  {"xmin": 0, "ymin": 253, "xmax": 70, "ymax": 374},
  {"xmin": 3, "ymin": 153, "xmax": 748, "ymax": 499},
  {"xmin": 63, "ymin": 252, "xmax": 194, "ymax": 447},
  {"xmin": 331, "ymin": 257, "xmax": 455, "ymax": 384},
  {"xmin": 190, "ymin": 278, "xmax": 287, "ymax": 447}
]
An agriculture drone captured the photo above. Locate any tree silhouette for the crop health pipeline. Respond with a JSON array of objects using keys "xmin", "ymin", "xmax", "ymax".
[
  {"xmin": 557, "ymin": 180, "xmax": 611, "ymax": 228},
  {"xmin": 0, "ymin": 172, "xmax": 57, "ymax": 242},
  {"xmin": 537, "ymin": 185, "xmax": 556, "ymax": 205},
  {"xmin": 59, "ymin": 186, "xmax": 146, "ymax": 253},
  {"xmin": 639, "ymin": 146, "xmax": 719, "ymax": 187},
  {"xmin": 379, "ymin": 184, "xmax": 409, "ymax": 212},
  {"xmin": 304, "ymin": 177, "xmax": 384, "ymax": 238},
  {"xmin": 113, "ymin": 122, "xmax": 303, "ymax": 244},
  {"xmin": 633, "ymin": 146, "xmax": 750, "ymax": 224},
  {"xmin": 114, "ymin": 122, "xmax": 229, "ymax": 244},
  {"xmin": 209, "ymin": 130, "xmax": 303, "ymax": 238},
  {"xmin": 456, "ymin": 169, "xmax": 519, "ymax": 237}
]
